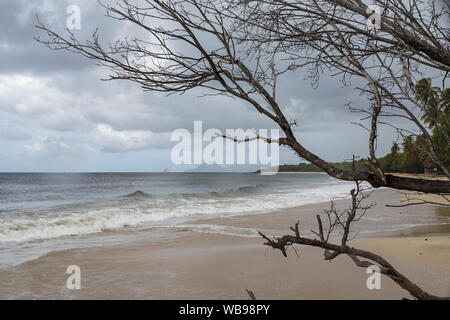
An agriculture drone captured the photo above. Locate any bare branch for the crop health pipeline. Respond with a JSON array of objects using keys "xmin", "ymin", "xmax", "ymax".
[{"xmin": 34, "ymin": 0, "xmax": 450, "ymax": 192}]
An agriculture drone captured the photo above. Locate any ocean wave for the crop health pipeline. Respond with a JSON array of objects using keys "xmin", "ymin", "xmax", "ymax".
[
  {"xmin": 124, "ymin": 190, "xmax": 153, "ymax": 199},
  {"xmin": 122, "ymin": 184, "xmax": 264, "ymax": 200},
  {"xmin": 0, "ymin": 208, "xmax": 170, "ymax": 243},
  {"xmin": 0, "ymin": 181, "xmax": 355, "ymax": 243}
]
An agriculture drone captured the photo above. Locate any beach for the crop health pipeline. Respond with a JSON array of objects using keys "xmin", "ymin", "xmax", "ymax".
[
  {"xmin": 1, "ymin": 0, "xmax": 450, "ymax": 306},
  {"xmin": 1, "ymin": 186, "xmax": 449, "ymax": 300}
]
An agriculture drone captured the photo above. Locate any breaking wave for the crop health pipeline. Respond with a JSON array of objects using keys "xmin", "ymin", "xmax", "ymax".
[{"xmin": 0, "ymin": 182, "xmax": 355, "ymax": 243}]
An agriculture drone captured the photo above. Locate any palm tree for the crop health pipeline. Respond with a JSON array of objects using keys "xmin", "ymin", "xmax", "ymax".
[
  {"xmin": 413, "ymin": 79, "xmax": 450, "ymax": 172},
  {"xmin": 391, "ymin": 142, "xmax": 399, "ymax": 155},
  {"xmin": 414, "ymin": 134, "xmax": 433, "ymax": 166},
  {"xmin": 440, "ymin": 88, "xmax": 450, "ymax": 121},
  {"xmin": 402, "ymin": 136, "xmax": 415, "ymax": 154},
  {"xmin": 415, "ymin": 78, "xmax": 441, "ymax": 128},
  {"xmin": 387, "ymin": 142, "xmax": 400, "ymax": 172}
]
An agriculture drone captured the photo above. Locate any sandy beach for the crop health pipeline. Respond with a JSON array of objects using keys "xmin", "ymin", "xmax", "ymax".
[
  {"xmin": 0, "ymin": 187, "xmax": 449, "ymax": 300},
  {"xmin": 1, "ymin": 0, "xmax": 450, "ymax": 307}
]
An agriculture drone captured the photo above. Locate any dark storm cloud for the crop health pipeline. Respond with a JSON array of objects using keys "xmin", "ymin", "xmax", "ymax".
[
  {"xmin": 0, "ymin": 0, "xmax": 361, "ymax": 132},
  {"xmin": 0, "ymin": 0, "xmax": 120, "ymax": 75}
]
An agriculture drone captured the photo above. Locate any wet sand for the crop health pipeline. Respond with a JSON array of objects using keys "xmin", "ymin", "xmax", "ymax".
[
  {"xmin": 1, "ymin": 232, "xmax": 449, "ymax": 300},
  {"xmin": 0, "ymin": 188, "xmax": 449, "ymax": 299}
]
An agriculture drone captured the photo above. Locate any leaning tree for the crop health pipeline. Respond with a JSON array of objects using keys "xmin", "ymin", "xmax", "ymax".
[{"xmin": 36, "ymin": 0, "xmax": 450, "ymax": 299}]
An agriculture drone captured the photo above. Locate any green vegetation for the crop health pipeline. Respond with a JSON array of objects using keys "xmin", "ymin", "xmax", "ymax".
[
  {"xmin": 279, "ymin": 137, "xmax": 448, "ymax": 174},
  {"xmin": 278, "ymin": 161, "xmax": 367, "ymax": 173}
]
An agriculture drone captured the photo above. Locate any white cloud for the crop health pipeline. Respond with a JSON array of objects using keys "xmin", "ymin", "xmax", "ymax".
[
  {"xmin": 0, "ymin": 74, "xmax": 91, "ymax": 131},
  {"xmin": 24, "ymin": 136, "xmax": 72, "ymax": 156},
  {"xmin": 0, "ymin": 74, "xmax": 182, "ymax": 133},
  {"xmin": 92, "ymin": 124, "xmax": 170, "ymax": 152}
]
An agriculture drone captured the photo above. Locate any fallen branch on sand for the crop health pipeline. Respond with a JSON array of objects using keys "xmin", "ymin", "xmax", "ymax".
[{"xmin": 260, "ymin": 182, "xmax": 450, "ymax": 300}]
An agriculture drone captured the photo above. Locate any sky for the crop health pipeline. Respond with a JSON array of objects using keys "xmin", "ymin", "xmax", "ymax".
[{"xmin": 0, "ymin": 0, "xmax": 405, "ymax": 172}]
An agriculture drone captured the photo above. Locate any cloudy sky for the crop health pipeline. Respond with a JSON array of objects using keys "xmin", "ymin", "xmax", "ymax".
[{"xmin": 0, "ymin": 0, "xmax": 403, "ymax": 172}]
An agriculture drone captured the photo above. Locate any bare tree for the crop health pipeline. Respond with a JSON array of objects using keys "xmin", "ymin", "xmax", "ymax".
[
  {"xmin": 225, "ymin": 0, "xmax": 450, "ymax": 178},
  {"xmin": 35, "ymin": 0, "xmax": 450, "ymax": 299},
  {"xmin": 35, "ymin": 0, "xmax": 450, "ymax": 193}
]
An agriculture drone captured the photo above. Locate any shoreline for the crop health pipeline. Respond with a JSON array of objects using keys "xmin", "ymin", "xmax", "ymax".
[
  {"xmin": 191, "ymin": 187, "xmax": 450, "ymax": 239},
  {"xmin": 0, "ymin": 187, "xmax": 449, "ymax": 299}
]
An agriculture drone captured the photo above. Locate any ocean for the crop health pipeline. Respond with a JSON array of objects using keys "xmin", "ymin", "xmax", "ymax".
[{"xmin": 0, "ymin": 172, "xmax": 448, "ymax": 268}]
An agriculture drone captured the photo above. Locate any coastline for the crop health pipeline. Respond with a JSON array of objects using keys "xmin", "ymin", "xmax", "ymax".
[
  {"xmin": 276, "ymin": 171, "xmax": 327, "ymax": 174},
  {"xmin": 0, "ymin": 187, "xmax": 449, "ymax": 299}
]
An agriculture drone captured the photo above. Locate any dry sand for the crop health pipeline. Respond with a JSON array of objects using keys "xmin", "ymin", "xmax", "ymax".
[{"xmin": 356, "ymin": 236, "xmax": 450, "ymax": 270}]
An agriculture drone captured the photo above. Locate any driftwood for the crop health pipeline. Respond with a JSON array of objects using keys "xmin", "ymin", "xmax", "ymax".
[{"xmin": 260, "ymin": 183, "xmax": 450, "ymax": 300}]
